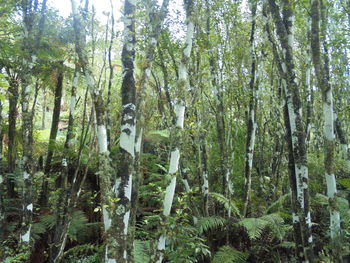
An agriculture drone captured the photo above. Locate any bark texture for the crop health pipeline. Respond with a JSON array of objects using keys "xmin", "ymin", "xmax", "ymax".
[{"xmin": 267, "ymin": 0, "xmax": 314, "ymax": 261}]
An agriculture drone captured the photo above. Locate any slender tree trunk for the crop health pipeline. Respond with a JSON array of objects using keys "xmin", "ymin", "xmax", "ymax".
[
  {"xmin": 19, "ymin": 0, "xmax": 48, "ymax": 246},
  {"xmin": 0, "ymin": 99, "xmax": 4, "ymax": 242},
  {"xmin": 38, "ymin": 62, "xmax": 64, "ymax": 208},
  {"xmin": 129, "ymin": 1, "xmax": 170, "ymax": 259},
  {"xmin": 106, "ymin": 0, "xmax": 115, "ymax": 152},
  {"xmin": 205, "ymin": 0, "xmax": 231, "ymax": 205},
  {"xmin": 41, "ymin": 86, "xmax": 47, "ymax": 130},
  {"xmin": 154, "ymin": 1, "xmax": 194, "ymax": 262},
  {"xmin": 311, "ymin": 1, "xmax": 341, "ymax": 260},
  {"xmin": 268, "ymin": 1, "xmax": 314, "ymax": 261},
  {"xmin": 7, "ymin": 77, "xmax": 18, "ymax": 198},
  {"xmin": 46, "ymin": 65, "xmax": 81, "ymax": 263},
  {"xmin": 335, "ymin": 116, "xmax": 350, "ymax": 173},
  {"xmin": 243, "ymin": 0, "xmax": 258, "ymax": 218},
  {"xmin": 70, "ymin": 1, "xmax": 115, "ymax": 262}
]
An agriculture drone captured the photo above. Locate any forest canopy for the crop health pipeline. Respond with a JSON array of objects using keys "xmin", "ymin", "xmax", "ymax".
[{"xmin": 0, "ymin": 0, "xmax": 350, "ymax": 262}]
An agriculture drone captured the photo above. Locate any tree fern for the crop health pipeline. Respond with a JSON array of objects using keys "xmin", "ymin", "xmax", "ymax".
[
  {"xmin": 210, "ymin": 192, "xmax": 241, "ymax": 217},
  {"xmin": 196, "ymin": 216, "xmax": 227, "ymax": 234},
  {"xmin": 212, "ymin": 246, "xmax": 248, "ymax": 263}
]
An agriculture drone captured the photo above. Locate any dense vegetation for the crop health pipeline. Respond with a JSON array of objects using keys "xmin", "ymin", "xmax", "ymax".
[{"xmin": 0, "ymin": 0, "xmax": 350, "ymax": 262}]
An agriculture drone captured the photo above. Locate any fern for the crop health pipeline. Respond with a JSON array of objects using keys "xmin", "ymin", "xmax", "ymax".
[
  {"xmin": 260, "ymin": 213, "xmax": 286, "ymax": 240},
  {"xmin": 238, "ymin": 217, "xmax": 268, "ymax": 240},
  {"xmin": 212, "ymin": 246, "xmax": 248, "ymax": 263},
  {"xmin": 68, "ymin": 210, "xmax": 88, "ymax": 241},
  {"xmin": 210, "ymin": 192, "xmax": 241, "ymax": 217},
  {"xmin": 134, "ymin": 240, "xmax": 150, "ymax": 263},
  {"xmin": 267, "ymin": 193, "xmax": 291, "ymax": 213},
  {"xmin": 238, "ymin": 213, "xmax": 286, "ymax": 240},
  {"xmin": 196, "ymin": 216, "xmax": 226, "ymax": 234}
]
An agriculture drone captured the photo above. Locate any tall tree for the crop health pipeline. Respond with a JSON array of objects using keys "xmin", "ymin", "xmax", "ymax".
[
  {"xmin": 154, "ymin": 0, "xmax": 194, "ymax": 262},
  {"xmin": 268, "ymin": 0, "xmax": 314, "ymax": 261},
  {"xmin": 243, "ymin": 0, "xmax": 258, "ymax": 217},
  {"xmin": 311, "ymin": 0, "xmax": 341, "ymax": 259}
]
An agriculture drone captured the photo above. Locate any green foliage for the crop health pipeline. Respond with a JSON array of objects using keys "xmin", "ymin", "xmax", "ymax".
[
  {"xmin": 134, "ymin": 240, "xmax": 150, "ymax": 263},
  {"xmin": 63, "ymin": 244, "xmax": 103, "ymax": 263},
  {"xmin": 196, "ymin": 216, "xmax": 227, "ymax": 234},
  {"xmin": 238, "ymin": 213, "xmax": 286, "ymax": 241},
  {"xmin": 212, "ymin": 246, "xmax": 248, "ymax": 263},
  {"xmin": 210, "ymin": 192, "xmax": 241, "ymax": 217},
  {"xmin": 267, "ymin": 193, "xmax": 291, "ymax": 213},
  {"xmin": 338, "ymin": 178, "xmax": 350, "ymax": 189},
  {"xmin": 148, "ymin": 129, "xmax": 170, "ymax": 138},
  {"xmin": 32, "ymin": 210, "xmax": 91, "ymax": 241}
]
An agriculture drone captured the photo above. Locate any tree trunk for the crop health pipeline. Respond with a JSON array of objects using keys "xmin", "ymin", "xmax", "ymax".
[
  {"xmin": 70, "ymin": 1, "xmax": 115, "ymax": 262},
  {"xmin": 154, "ymin": 1, "xmax": 194, "ymax": 262},
  {"xmin": 243, "ymin": 0, "xmax": 258, "ymax": 218},
  {"xmin": 311, "ymin": 2, "xmax": 341, "ymax": 260},
  {"xmin": 39, "ymin": 62, "xmax": 64, "ymax": 208},
  {"xmin": 0, "ymin": 99, "xmax": 4, "ymax": 241},
  {"xmin": 268, "ymin": 0, "xmax": 314, "ymax": 261},
  {"xmin": 7, "ymin": 77, "xmax": 18, "ymax": 198}
]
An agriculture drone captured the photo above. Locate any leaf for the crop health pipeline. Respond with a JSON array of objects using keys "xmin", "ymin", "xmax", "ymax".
[
  {"xmin": 213, "ymin": 246, "xmax": 248, "ymax": 263},
  {"xmin": 267, "ymin": 193, "xmax": 291, "ymax": 213},
  {"xmin": 338, "ymin": 178, "xmax": 350, "ymax": 189},
  {"xmin": 210, "ymin": 192, "xmax": 241, "ymax": 217},
  {"xmin": 238, "ymin": 213, "xmax": 286, "ymax": 240},
  {"xmin": 238, "ymin": 217, "xmax": 267, "ymax": 240},
  {"xmin": 196, "ymin": 216, "xmax": 226, "ymax": 234},
  {"xmin": 134, "ymin": 240, "xmax": 151, "ymax": 263},
  {"xmin": 148, "ymin": 129, "xmax": 169, "ymax": 138}
]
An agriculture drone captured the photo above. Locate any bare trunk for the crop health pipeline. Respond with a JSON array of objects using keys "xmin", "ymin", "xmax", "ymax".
[{"xmin": 39, "ymin": 62, "xmax": 64, "ymax": 208}]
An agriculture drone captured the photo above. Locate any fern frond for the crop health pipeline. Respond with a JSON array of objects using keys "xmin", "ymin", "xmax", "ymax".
[
  {"xmin": 260, "ymin": 213, "xmax": 285, "ymax": 240},
  {"xmin": 239, "ymin": 213, "xmax": 286, "ymax": 240},
  {"xmin": 40, "ymin": 214, "xmax": 56, "ymax": 229},
  {"xmin": 196, "ymin": 216, "xmax": 226, "ymax": 234},
  {"xmin": 133, "ymin": 240, "xmax": 150, "ymax": 263},
  {"xmin": 68, "ymin": 210, "xmax": 89, "ymax": 241},
  {"xmin": 267, "ymin": 193, "xmax": 291, "ymax": 213},
  {"xmin": 210, "ymin": 192, "xmax": 241, "ymax": 217},
  {"xmin": 238, "ymin": 217, "xmax": 268, "ymax": 240},
  {"xmin": 212, "ymin": 246, "xmax": 248, "ymax": 263}
]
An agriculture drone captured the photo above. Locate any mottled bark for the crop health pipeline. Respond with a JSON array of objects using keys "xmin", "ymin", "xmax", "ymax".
[
  {"xmin": 20, "ymin": 0, "xmax": 48, "ymax": 246},
  {"xmin": 243, "ymin": 0, "xmax": 258, "ymax": 218},
  {"xmin": 130, "ymin": 1, "xmax": 170, "ymax": 258},
  {"xmin": 154, "ymin": 1, "xmax": 193, "ymax": 262},
  {"xmin": 7, "ymin": 77, "xmax": 19, "ymax": 198},
  {"xmin": 335, "ymin": 116, "xmax": 350, "ymax": 172},
  {"xmin": 311, "ymin": 0, "xmax": 341, "ymax": 256},
  {"xmin": 70, "ymin": 1, "xmax": 115, "ymax": 262},
  {"xmin": 267, "ymin": 1, "xmax": 314, "ymax": 261}
]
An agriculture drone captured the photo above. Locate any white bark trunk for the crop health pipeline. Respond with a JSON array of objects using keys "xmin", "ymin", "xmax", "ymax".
[{"xmin": 323, "ymin": 89, "xmax": 340, "ymax": 239}]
